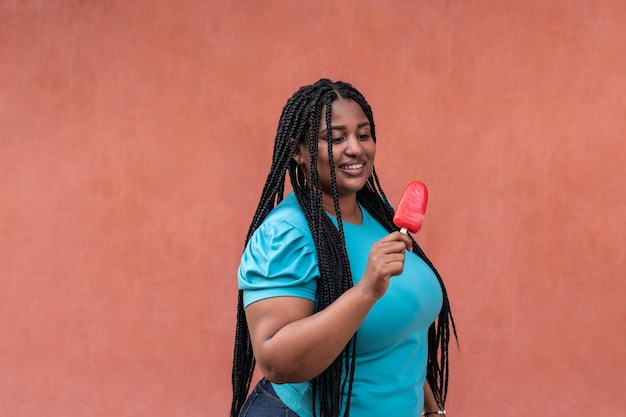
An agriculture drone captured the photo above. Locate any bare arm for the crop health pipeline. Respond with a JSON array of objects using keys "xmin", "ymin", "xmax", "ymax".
[
  {"xmin": 245, "ymin": 231, "xmax": 413, "ymax": 383},
  {"xmin": 423, "ymin": 380, "xmax": 444, "ymax": 414}
]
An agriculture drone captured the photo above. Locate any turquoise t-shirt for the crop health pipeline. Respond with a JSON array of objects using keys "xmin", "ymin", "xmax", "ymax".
[{"xmin": 238, "ymin": 193, "xmax": 443, "ymax": 417}]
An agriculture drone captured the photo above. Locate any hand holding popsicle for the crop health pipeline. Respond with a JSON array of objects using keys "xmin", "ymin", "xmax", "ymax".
[{"xmin": 393, "ymin": 181, "xmax": 428, "ymax": 234}]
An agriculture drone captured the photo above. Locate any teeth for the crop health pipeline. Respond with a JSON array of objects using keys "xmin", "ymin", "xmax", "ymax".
[{"xmin": 341, "ymin": 163, "xmax": 363, "ymax": 170}]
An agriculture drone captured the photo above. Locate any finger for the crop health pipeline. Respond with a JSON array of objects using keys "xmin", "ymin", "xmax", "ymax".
[
  {"xmin": 382, "ymin": 232, "xmax": 413, "ymax": 249},
  {"xmin": 399, "ymin": 233, "xmax": 413, "ymax": 251},
  {"xmin": 376, "ymin": 240, "xmax": 410, "ymax": 254},
  {"xmin": 379, "ymin": 231, "xmax": 406, "ymax": 243},
  {"xmin": 387, "ymin": 258, "xmax": 407, "ymax": 277}
]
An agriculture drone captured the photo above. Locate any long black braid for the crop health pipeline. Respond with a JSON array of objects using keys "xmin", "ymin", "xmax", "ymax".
[{"xmin": 230, "ymin": 79, "xmax": 457, "ymax": 417}]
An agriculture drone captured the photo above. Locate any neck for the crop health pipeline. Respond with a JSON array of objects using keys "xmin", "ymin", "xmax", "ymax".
[{"xmin": 322, "ymin": 194, "xmax": 362, "ymax": 224}]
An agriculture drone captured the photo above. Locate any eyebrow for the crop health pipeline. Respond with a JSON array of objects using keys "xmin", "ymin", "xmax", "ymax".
[{"xmin": 320, "ymin": 121, "xmax": 370, "ymax": 134}]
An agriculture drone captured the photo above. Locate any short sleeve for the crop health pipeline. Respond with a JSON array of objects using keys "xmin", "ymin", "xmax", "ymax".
[{"xmin": 238, "ymin": 218, "xmax": 319, "ymax": 308}]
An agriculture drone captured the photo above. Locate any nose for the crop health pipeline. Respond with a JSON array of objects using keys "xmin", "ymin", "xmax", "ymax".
[{"xmin": 344, "ymin": 135, "xmax": 363, "ymax": 155}]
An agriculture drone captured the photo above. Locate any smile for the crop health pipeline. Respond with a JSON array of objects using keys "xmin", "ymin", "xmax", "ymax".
[
  {"xmin": 338, "ymin": 163, "xmax": 366, "ymax": 176},
  {"xmin": 339, "ymin": 163, "xmax": 364, "ymax": 170}
]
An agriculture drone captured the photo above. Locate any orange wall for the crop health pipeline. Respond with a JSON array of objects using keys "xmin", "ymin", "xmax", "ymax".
[{"xmin": 1, "ymin": 1, "xmax": 624, "ymax": 416}]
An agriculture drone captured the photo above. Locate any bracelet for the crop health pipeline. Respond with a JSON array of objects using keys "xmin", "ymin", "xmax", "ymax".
[{"xmin": 422, "ymin": 411, "xmax": 446, "ymax": 416}]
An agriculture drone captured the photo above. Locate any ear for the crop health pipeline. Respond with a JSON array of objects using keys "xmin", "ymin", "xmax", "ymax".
[{"xmin": 291, "ymin": 139, "xmax": 304, "ymax": 164}]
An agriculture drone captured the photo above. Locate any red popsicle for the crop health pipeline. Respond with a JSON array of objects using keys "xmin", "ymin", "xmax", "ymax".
[{"xmin": 393, "ymin": 180, "xmax": 429, "ymax": 234}]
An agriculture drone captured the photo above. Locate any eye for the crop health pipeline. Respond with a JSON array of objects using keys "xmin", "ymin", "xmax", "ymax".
[
  {"xmin": 358, "ymin": 134, "xmax": 371, "ymax": 140},
  {"xmin": 330, "ymin": 137, "xmax": 344, "ymax": 143}
]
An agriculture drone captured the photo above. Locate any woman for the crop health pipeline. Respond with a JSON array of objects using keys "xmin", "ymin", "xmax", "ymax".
[{"xmin": 231, "ymin": 79, "xmax": 456, "ymax": 417}]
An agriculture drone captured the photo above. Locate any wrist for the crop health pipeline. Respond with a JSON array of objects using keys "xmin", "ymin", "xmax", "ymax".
[{"xmin": 351, "ymin": 281, "xmax": 382, "ymax": 304}]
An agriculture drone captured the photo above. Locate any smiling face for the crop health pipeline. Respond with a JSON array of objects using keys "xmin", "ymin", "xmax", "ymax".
[{"xmin": 295, "ymin": 98, "xmax": 376, "ymax": 209}]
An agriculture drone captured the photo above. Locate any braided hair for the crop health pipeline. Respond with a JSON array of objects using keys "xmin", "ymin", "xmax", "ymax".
[{"xmin": 230, "ymin": 79, "xmax": 456, "ymax": 417}]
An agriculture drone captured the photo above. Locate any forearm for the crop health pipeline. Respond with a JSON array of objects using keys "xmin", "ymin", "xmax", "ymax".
[
  {"xmin": 423, "ymin": 380, "xmax": 443, "ymax": 413},
  {"xmin": 257, "ymin": 285, "xmax": 377, "ymax": 383},
  {"xmin": 249, "ymin": 231, "xmax": 413, "ymax": 384}
]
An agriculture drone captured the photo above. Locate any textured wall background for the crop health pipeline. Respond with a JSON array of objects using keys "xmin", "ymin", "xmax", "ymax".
[{"xmin": 1, "ymin": 1, "xmax": 624, "ymax": 416}]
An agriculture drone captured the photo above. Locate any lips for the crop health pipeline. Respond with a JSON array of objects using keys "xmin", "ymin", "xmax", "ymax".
[{"xmin": 338, "ymin": 162, "xmax": 365, "ymax": 175}]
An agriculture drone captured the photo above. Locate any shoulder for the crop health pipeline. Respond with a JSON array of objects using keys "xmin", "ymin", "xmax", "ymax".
[
  {"xmin": 248, "ymin": 193, "xmax": 314, "ymax": 259},
  {"xmin": 263, "ymin": 192, "xmax": 310, "ymax": 235},
  {"xmin": 238, "ymin": 193, "xmax": 319, "ymax": 306}
]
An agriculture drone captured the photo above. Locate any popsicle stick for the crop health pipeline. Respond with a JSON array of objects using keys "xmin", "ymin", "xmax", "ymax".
[{"xmin": 400, "ymin": 227, "xmax": 407, "ymax": 234}]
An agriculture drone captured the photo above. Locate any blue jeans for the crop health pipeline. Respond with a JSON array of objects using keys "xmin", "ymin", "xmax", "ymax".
[{"xmin": 239, "ymin": 378, "xmax": 300, "ymax": 416}]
